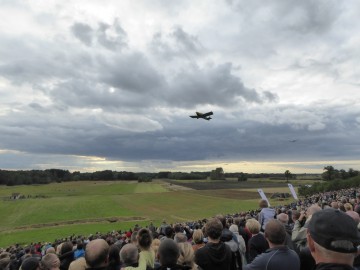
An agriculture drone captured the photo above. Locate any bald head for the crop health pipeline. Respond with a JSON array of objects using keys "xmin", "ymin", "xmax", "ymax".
[
  {"xmin": 85, "ymin": 239, "xmax": 109, "ymax": 268},
  {"xmin": 277, "ymin": 213, "xmax": 289, "ymax": 224},
  {"xmin": 307, "ymin": 204, "xmax": 322, "ymax": 217}
]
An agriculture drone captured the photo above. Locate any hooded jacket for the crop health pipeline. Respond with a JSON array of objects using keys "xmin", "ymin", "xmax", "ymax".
[{"xmin": 195, "ymin": 242, "xmax": 232, "ymax": 270}]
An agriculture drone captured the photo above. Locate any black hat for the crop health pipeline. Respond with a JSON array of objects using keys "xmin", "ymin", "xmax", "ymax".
[
  {"xmin": 308, "ymin": 208, "xmax": 360, "ymax": 253},
  {"xmin": 21, "ymin": 257, "xmax": 40, "ymax": 270}
]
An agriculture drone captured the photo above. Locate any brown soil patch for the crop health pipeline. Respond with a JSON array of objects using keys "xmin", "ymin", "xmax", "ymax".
[{"xmin": 10, "ymin": 216, "xmax": 146, "ymax": 232}]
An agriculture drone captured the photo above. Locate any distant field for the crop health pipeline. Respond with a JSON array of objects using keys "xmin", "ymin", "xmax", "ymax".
[{"xmin": 0, "ymin": 179, "xmax": 302, "ymax": 247}]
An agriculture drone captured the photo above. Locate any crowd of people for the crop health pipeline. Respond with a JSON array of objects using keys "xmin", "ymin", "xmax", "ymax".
[{"xmin": 2, "ymin": 187, "xmax": 360, "ymax": 270}]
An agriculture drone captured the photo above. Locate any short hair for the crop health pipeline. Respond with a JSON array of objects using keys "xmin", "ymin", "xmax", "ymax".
[
  {"xmin": 60, "ymin": 242, "xmax": 73, "ymax": 255},
  {"xmin": 158, "ymin": 239, "xmax": 179, "ymax": 265},
  {"xmin": 259, "ymin": 199, "xmax": 268, "ymax": 208},
  {"xmin": 40, "ymin": 253, "xmax": 60, "ymax": 270},
  {"xmin": 137, "ymin": 228, "xmax": 152, "ymax": 250},
  {"xmin": 174, "ymin": 233, "xmax": 187, "ymax": 243},
  {"xmin": 85, "ymin": 239, "xmax": 109, "ymax": 268},
  {"xmin": 205, "ymin": 218, "xmax": 223, "ymax": 240},
  {"xmin": 246, "ymin": 219, "xmax": 260, "ymax": 234},
  {"xmin": 264, "ymin": 219, "xmax": 286, "ymax": 245},
  {"xmin": 215, "ymin": 214, "xmax": 226, "ymax": 227},
  {"xmin": 119, "ymin": 244, "xmax": 138, "ymax": 266},
  {"xmin": 164, "ymin": 226, "xmax": 174, "ymax": 238}
]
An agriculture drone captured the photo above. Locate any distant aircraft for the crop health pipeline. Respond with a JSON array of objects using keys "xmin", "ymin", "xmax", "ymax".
[
  {"xmin": 189, "ymin": 111, "xmax": 213, "ymax": 120},
  {"xmin": 289, "ymin": 139, "xmax": 298, "ymax": 142}
]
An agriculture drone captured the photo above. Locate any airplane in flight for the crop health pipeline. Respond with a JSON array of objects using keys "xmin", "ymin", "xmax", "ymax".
[
  {"xmin": 289, "ymin": 139, "xmax": 298, "ymax": 142},
  {"xmin": 189, "ymin": 111, "xmax": 213, "ymax": 120}
]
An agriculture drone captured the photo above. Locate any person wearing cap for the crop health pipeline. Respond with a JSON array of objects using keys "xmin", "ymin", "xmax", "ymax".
[
  {"xmin": 306, "ymin": 208, "xmax": 360, "ymax": 270},
  {"xmin": 244, "ymin": 219, "xmax": 300, "ymax": 270}
]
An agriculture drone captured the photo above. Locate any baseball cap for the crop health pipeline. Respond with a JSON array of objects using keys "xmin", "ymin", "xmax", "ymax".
[{"xmin": 307, "ymin": 208, "xmax": 360, "ymax": 253}]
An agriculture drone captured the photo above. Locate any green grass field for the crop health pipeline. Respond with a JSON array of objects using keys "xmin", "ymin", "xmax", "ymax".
[{"xmin": 0, "ymin": 180, "xmax": 299, "ymax": 247}]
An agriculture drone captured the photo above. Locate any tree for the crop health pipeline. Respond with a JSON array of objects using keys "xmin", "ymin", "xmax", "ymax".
[
  {"xmin": 322, "ymin": 166, "xmax": 337, "ymax": 181},
  {"xmin": 284, "ymin": 170, "xmax": 292, "ymax": 182},
  {"xmin": 210, "ymin": 167, "xmax": 225, "ymax": 180},
  {"xmin": 237, "ymin": 172, "xmax": 248, "ymax": 182}
]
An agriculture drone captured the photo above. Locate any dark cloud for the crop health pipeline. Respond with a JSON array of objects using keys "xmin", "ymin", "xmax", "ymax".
[
  {"xmin": 71, "ymin": 23, "xmax": 93, "ymax": 46},
  {"xmin": 71, "ymin": 19, "xmax": 127, "ymax": 50},
  {"xmin": 167, "ymin": 63, "xmax": 266, "ymax": 107}
]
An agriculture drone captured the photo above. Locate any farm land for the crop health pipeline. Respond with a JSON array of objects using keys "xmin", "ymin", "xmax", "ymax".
[{"xmin": 0, "ymin": 178, "xmax": 311, "ymax": 247}]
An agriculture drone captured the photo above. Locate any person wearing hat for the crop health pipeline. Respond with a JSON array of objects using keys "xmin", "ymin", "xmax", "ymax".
[{"xmin": 306, "ymin": 208, "xmax": 360, "ymax": 270}]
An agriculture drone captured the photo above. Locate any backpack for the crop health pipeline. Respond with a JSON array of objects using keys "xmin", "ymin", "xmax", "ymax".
[{"xmin": 231, "ymin": 249, "xmax": 242, "ymax": 270}]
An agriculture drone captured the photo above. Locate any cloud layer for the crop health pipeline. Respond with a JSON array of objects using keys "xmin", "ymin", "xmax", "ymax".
[{"xmin": 0, "ymin": 0, "xmax": 359, "ymax": 172}]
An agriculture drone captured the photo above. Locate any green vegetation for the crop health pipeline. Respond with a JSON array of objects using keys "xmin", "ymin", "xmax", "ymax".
[
  {"xmin": 0, "ymin": 179, "xmax": 302, "ymax": 247},
  {"xmin": 298, "ymin": 175, "xmax": 360, "ymax": 196}
]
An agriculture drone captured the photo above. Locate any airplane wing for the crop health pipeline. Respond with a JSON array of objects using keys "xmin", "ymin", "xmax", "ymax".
[
  {"xmin": 189, "ymin": 115, "xmax": 198, "ymax": 118},
  {"xmin": 202, "ymin": 111, "xmax": 213, "ymax": 117}
]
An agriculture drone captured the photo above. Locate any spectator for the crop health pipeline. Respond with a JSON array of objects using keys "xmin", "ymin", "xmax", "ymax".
[
  {"xmin": 292, "ymin": 204, "xmax": 321, "ymax": 252},
  {"xmin": 246, "ymin": 219, "xmax": 269, "ymax": 263},
  {"xmin": 306, "ymin": 208, "xmax": 360, "ymax": 269},
  {"xmin": 85, "ymin": 239, "xmax": 109, "ymax": 270},
  {"xmin": 258, "ymin": 200, "xmax": 275, "ymax": 232},
  {"xmin": 191, "ymin": 229, "xmax": 205, "ymax": 252},
  {"xmin": 244, "ymin": 220, "xmax": 300, "ymax": 270},
  {"xmin": 124, "ymin": 228, "xmax": 155, "ymax": 270},
  {"xmin": 119, "ymin": 244, "xmax": 138, "ymax": 268},
  {"xmin": 195, "ymin": 218, "xmax": 232, "ymax": 270},
  {"xmin": 21, "ymin": 257, "xmax": 40, "ymax": 270},
  {"xmin": 174, "ymin": 233, "xmax": 187, "ymax": 244},
  {"xmin": 108, "ymin": 245, "xmax": 121, "ymax": 270},
  {"xmin": 277, "ymin": 213, "xmax": 295, "ymax": 251},
  {"xmin": 74, "ymin": 241, "xmax": 85, "ymax": 260},
  {"xmin": 59, "ymin": 242, "xmax": 74, "ymax": 270},
  {"xmin": 40, "ymin": 253, "xmax": 60, "ymax": 270},
  {"xmin": 229, "ymin": 224, "xmax": 247, "ymax": 267},
  {"xmin": 151, "ymin": 239, "xmax": 161, "ymax": 268},
  {"xmin": 177, "ymin": 243, "xmax": 197, "ymax": 270},
  {"xmin": 156, "ymin": 239, "xmax": 190, "ymax": 270},
  {"xmin": 68, "ymin": 257, "xmax": 87, "ymax": 270}
]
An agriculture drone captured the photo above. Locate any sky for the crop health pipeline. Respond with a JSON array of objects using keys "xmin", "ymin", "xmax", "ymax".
[{"xmin": 1, "ymin": 0, "xmax": 360, "ymax": 174}]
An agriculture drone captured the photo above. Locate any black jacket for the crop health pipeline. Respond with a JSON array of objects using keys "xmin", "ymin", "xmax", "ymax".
[
  {"xmin": 315, "ymin": 263, "xmax": 355, "ymax": 270},
  {"xmin": 195, "ymin": 242, "xmax": 232, "ymax": 270}
]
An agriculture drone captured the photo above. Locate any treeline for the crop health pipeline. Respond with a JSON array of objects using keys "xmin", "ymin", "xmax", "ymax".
[
  {"xmin": 0, "ymin": 169, "xmax": 210, "ymax": 186},
  {"xmin": 298, "ymin": 175, "xmax": 360, "ymax": 196},
  {"xmin": 0, "ymin": 168, "xmax": 251, "ymax": 186}
]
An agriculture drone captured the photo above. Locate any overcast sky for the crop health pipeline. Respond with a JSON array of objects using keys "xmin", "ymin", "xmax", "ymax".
[{"xmin": 1, "ymin": 0, "xmax": 360, "ymax": 173}]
